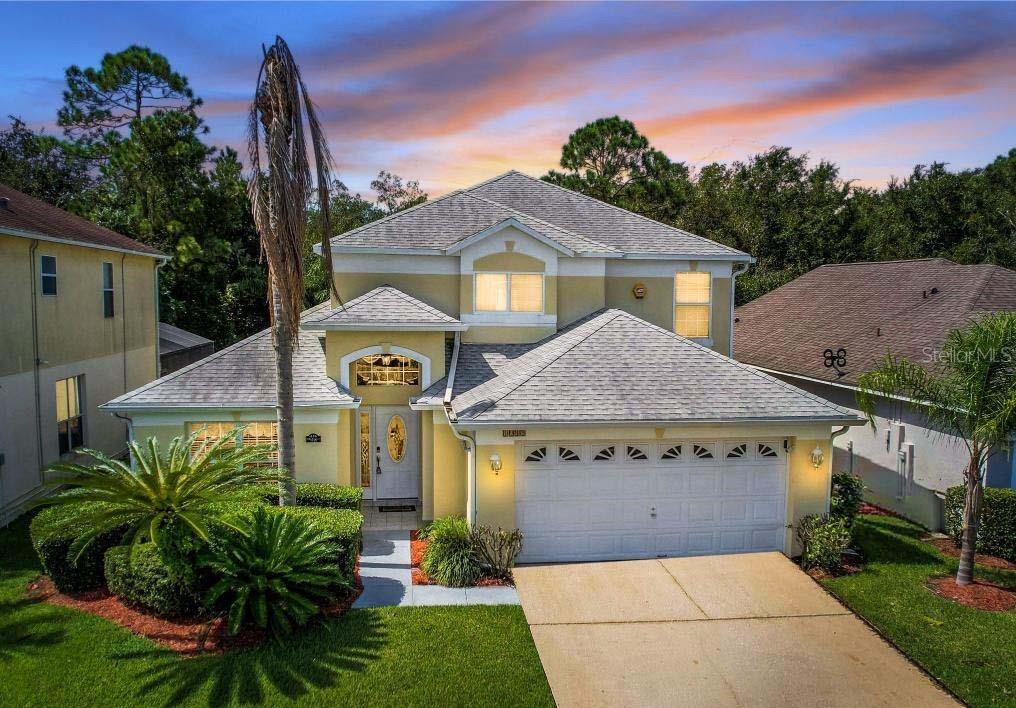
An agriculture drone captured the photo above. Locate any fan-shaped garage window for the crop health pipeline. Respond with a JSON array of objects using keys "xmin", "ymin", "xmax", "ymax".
[
  {"xmin": 626, "ymin": 445, "xmax": 648, "ymax": 461},
  {"xmin": 758, "ymin": 442, "xmax": 780, "ymax": 458},
  {"xmin": 386, "ymin": 415, "xmax": 407, "ymax": 462},
  {"xmin": 726, "ymin": 444, "xmax": 748, "ymax": 459},
  {"xmin": 355, "ymin": 354, "xmax": 420, "ymax": 386},
  {"xmin": 559, "ymin": 446, "xmax": 581, "ymax": 462},
  {"xmin": 661, "ymin": 445, "xmax": 683, "ymax": 460},
  {"xmin": 524, "ymin": 446, "xmax": 547, "ymax": 463},
  {"xmin": 593, "ymin": 445, "xmax": 615, "ymax": 461},
  {"xmin": 693, "ymin": 444, "xmax": 714, "ymax": 460}
]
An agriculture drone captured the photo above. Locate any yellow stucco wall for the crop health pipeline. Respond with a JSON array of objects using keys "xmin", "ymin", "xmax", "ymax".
[
  {"xmin": 0, "ymin": 234, "xmax": 158, "ymax": 377},
  {"xmin": 324, "ymin": 330, "xmax": 448, "ymax": 406},
  {"xmin": 558, "ymin": 275, "xmax": 606, "ymax": 326},
  {"xmin": 421, "ymin": 413, "xmax": 435, "ymax": 519},
  {"xmin": 332, "ymin": 273, "xmax": 460, "ymax": 318},
  {"xmin": 475, "ymin": 442, "xmax": 516, "ymax": 529},
  {"xmin": 431, "ymin": 415, "xmax": 468, "ymax": 519},
  {"xmin": 785, "ymin": 437, "xmax": 833, "ymax": 554},
  {"xmin": 473, "ymin": 252, "xmax": 546, "ymax": 272}
]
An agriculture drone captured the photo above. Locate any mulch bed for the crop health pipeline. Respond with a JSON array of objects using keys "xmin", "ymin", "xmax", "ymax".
[
  {"xmin": 26, "ymin": 566, "xmax": 363, "ymax": 656},
  {"xmin": 859, "ymin": 502, "xmax": 905, "ymax": 519},
  {"xmin": 410, "ymin": 530, "xmax": 511, "ymax": 587},
  {"xmin": 927, "ymin": 576, "xmax": 1016, "ymax": 612},
  {"xmin": 925, "ymin": 536, "xmax": 1016, "ymax": 571},
  {"xmin": 803, "ymin": 551, "xmax": 865, "ymax": 580}
]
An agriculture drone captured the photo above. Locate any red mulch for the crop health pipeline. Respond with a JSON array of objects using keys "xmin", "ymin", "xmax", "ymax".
[
  {"xmin": 26, "ymin": 566, "xmax": 363, "ymax": 656},
  {"xmin": 410, "ymin": 531, "xmax": 512, "ymax": 587},
  {"xmin": 925, "ymin": 537, "xmax": 1016, "ymax": 571},
  {"xmin": 859, "ymin": 502, "xmax": 904, "ymax": 519},
  {"xmin": 927, "ymin": 576, "xmax": 1016, "ymax": 612}
]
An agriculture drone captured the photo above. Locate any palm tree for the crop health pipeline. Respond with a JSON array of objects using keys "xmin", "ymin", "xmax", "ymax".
[
  {"xmin": 857, "ymin": 312, "xmax": 1016, "ymax": 585},
  {"xmin": 247, "ymin": 37, "xmax": 337, "ymax": 505}
]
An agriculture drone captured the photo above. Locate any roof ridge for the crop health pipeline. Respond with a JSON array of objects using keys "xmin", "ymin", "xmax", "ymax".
[
  {"xmin": 816, "ymin": 257, "xmax": 955, "ymax": 268},
  {"xmin": 462, "ymin": 193, "xmax": 619, "ymax": 254},
  {"xmin": 462, "ymin": 310, "xmax": 622, "ymax": 418},
  {"xmin": 328, "ymin": 188, "xmax": 466, "ymax": 245},
  {"xmin": 488, "ymin": 171, "xmax": 747, "ymax": 257},
  {"xmin": 109, "ymin": 302, "xmax": 330, "ymax": 404},
  {"xmin": 609, "ymin": 309, "xmax": 856, "ymax": 418}
]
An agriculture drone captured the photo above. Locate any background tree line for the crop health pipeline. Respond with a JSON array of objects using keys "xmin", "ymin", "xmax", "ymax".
[{"xmin": 2, "ymin": 52, "xmax": 1012, "ymax": 347}]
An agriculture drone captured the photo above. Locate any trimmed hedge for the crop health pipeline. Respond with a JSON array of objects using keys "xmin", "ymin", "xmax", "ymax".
[
  {"xmin": 295, "ymin": 483, "xmax": 363, "ymax": 511},
  {"xmin": 104, "ymin": 544, "xmax": 202, "ymax": 618},
  {"xmin": 830, "ymin": 472, "xmax": 865, "ymax": 527},
  {"xmin": 30, "ymin": 502, "xmax": 126, "ymax": 594},
  {"xmin": 268, "ymin": 506, "xmax": 363, "ymax": 581},
  {"xmin": 945, "ymin": 486, "xmax": 1016, "ymax": 562}
]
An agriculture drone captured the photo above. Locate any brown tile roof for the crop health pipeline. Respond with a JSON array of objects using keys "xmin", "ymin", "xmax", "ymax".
[
  {"xmin": 0, "ymin": 182, "xmax": 165, "ymax": 258},
  {"xmin": 734, "ymin": 259, "xmax": 1016, "ymax": 387}
]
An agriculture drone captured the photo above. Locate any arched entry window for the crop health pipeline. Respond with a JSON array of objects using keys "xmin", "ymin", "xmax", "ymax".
[{"xmin": 354, "ymin": 354, "xmax": 421, "ymax": 386}]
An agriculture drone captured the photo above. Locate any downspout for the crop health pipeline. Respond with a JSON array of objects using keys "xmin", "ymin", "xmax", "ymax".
[
  {"xmin": 29, "ymin": 241, "xmax": 44, "ymax": 473},
  {"xmin": 113, "ymin": 412, "xmax": 135, "ymax": 470},
  {"xmin": 827, "ymin": 425, "xmax": 851, "ymax": 512},
  {"xmin": 153, "ymin": 260, "xmax": 165, "ymax": 377},
  {"xmin": 120, "ymin": 255, "xmax": 128, "ymax": 391},
  {"xmin": 442, "ymin": 332, "xmax": 477, "ymax": 526},
  {"xmin": 729, "ymin": 262, "xmax": 748, "ymax": 358}
]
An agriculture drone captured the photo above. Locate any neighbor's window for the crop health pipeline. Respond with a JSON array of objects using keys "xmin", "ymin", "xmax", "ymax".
[
  {"xmin": 675, "ymin": 272, "xmax": 711, "ymax": 338},
  {"xmin": 41, "ymin": 255, "xmax": 57, "ymax": 296},
  {"xmin": 186, "ymin": 422, "xmax": 279, "ymax": 464},
  {"xmin": 355, "ymin": 354, "xmax": 420, "ymax": 386},
  {"xmin": 55, "ymin": 376, "xmax": 83, "ymax": 455},
  {"xmin": 102, "ymin": 262, "xmax": 115, "ymax": 318},
  {"xmin": 475, "ymin": 272, "xmax": 543, "ymax": 313}
]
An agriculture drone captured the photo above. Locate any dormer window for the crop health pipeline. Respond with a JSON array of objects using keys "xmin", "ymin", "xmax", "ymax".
[
  {"xmin": 675, "ymin": 272, "xmax": 711, "ymax": 338},
  {"xmin": 475, "ymin": 272, "xmax": 544, "ymax": 313}
]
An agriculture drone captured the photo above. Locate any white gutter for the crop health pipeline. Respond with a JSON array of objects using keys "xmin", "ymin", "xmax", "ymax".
[{"xmin": 442, "ymin": 332, "xmax": 478, "ymax": 526}]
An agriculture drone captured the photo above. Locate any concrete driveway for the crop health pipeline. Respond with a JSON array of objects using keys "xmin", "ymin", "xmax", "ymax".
[{"xmin": 515, "ymin": 552, "xmax": 957, "ymax": 708}]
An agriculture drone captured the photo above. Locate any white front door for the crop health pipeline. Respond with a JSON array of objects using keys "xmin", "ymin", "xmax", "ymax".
[
  {"xmin": 371, "ymin": 406, "xmax": 420, "ymax": 500},
  {"xmin": 515, "ymin": 439, "xmax": 788, "ymax": 563}
]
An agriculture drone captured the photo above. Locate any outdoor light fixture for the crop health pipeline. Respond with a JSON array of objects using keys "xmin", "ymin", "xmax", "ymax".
[
  {"xmin": 810, "ymin": 445, "xmax": 825, "ymax": 469},
  {"xmin": 489, "ymin": 453, "xmax": 502, "ymax": 475}
]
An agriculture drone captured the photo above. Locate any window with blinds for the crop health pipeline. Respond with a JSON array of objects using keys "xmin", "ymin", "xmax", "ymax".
[
  {"xmin": 474, "ymin": 272, "xmax": 544, "ymax": 313},
  {"xmin": 186, "ymin": 422, "xmax": 278, "ymax": 464},
  {"xmin": 675, "ymin": 272, "xmax": 711, "ymax": 338}
]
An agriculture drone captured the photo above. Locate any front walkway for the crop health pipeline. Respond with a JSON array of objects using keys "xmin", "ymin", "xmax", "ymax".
[
  {"xmin": 515, "ymin": 552, "xmax": 957, "ymax": 707},
  {"xmin": 353, "ymin": 528, "xmax": 520, "ymax": 608}
]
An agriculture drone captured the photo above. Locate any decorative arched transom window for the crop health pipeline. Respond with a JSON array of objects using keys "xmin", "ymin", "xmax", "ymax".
[{"xmin": 355, "ymin": 354, "xmax": 421, "ymax": 386}]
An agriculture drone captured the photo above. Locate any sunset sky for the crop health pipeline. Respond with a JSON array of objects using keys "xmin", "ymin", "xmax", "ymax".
[{"xmin": 5, "ymin": 1, "xmax": 1016, "ymax": 196}]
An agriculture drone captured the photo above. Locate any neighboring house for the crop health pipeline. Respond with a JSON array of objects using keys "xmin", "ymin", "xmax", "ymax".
[
  {"xmin": 104, "ymin": 171, "xmax": 862, "ymax": 562},
  {"xmin": 0, "ymin": 183, "xmax": 166, "ymax": 525},
  {"xmin": 158, "ymin": 322, "xmax": 214, "ymax": 375},
  {"xmin": 735, "ymin": 258, "xmax": 1016, "ymax": 530}
]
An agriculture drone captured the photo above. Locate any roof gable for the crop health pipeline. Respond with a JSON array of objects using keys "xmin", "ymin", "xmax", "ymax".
[{"xmin": 302, "ymin": 286, "xmax": 465, "ymax": 331}]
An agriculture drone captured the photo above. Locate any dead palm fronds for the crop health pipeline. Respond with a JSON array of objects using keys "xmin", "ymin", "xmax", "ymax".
[{"xmin": 247, "ymin": 36, "xmax": 337, "ymax": 504}]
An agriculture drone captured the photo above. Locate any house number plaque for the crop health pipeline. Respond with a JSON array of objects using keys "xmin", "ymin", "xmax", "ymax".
[
  {"xmin": 304, "ymin": 433, "xmax": 322, "ymax": 443},
  {"xmin": 502, "ymin": 429, "xmax": 527, "ymax": 438}
]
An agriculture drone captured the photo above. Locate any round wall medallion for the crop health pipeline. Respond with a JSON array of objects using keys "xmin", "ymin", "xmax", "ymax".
[{"xmin": 632, "ymin": 282, "xmax": 647, "ymax": 299}]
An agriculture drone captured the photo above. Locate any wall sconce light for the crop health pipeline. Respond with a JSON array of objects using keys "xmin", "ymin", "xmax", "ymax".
[
  {"xmin": 489, "ymin": 453, "xmax": 502, "ymax": 475},
  {"xmin": 810, "ymin": 445, "xmax": 825, "ymax": 469}
]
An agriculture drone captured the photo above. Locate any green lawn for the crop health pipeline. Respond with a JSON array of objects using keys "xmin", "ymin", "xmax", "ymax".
[
  {"xmin": 0, "ymin": 516, "xmax": 553, "ymax": 707},
  {"xmin": 821, "ymin": 514, "xmax": 1016, "ymax": 708}
]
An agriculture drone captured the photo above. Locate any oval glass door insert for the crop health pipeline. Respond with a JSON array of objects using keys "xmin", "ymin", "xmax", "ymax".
[{"xmin": 387, "ymin": 415, "xmax": 407, "ymax": 462}]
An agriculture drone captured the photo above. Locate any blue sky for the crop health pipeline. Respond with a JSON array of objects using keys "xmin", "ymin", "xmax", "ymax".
[{"xmin": 5, "ymin": 1, "xmax": 1015, "ymax": 195}]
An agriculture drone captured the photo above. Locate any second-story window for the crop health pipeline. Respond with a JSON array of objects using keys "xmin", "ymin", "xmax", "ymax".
[
  {"xmin": 102, "ymin": 262, "xmax": 115, "ymax": 318},
  {"xmin": 40, "ymin": 255, "xmax": 57, "ymax": 296},
  {"xmin": 675, "ymin": 271, "xmax": 711, "ymax": 338},
  {"xmin": 475, "ymin": 272, "xmax": 544, "ymax": 313}
]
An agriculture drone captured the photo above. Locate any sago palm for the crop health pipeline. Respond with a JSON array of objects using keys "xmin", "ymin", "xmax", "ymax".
[
  {"xmin": 247, "ymin": 36, "xmax": 337, "ymax": 505},
  {"xmin": 43, "ymin": 430, "xmax": 278, "ymax": 568},
  {"xmin": 857, "ymin": 312, "xmax": 1016, "ymax": 585},
  {"xmin": 203, "ymin": 507, "xmax": 343, "ymax": 637}
]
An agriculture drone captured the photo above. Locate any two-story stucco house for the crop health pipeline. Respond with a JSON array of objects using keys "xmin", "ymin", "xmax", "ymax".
[
  {"xmin": 104, "ymin": 172, "xmax": 862, "ymax": 562},
  {"xmin": 0, "ymin": 183, "xmax": 166, "ymax": 524}
]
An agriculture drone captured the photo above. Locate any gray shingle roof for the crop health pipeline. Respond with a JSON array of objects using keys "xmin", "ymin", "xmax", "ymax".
[
  {"xmin": 330, "ymin": 171, "xmax": 748, "ymax": 259},
  {"xmin": 302, "ymin": 286, "xmax": 465, "ymax": 330},
  {"xmin": 420, "ymin": 310, "xmax": 859, "ymax": 425},
  {"xmin": 158, "ymin": 322, "xmax": 212, "ymax": 354},
  {"xmin": 104, "ymin": 303, "xmax": 356, "ymax": 410}
]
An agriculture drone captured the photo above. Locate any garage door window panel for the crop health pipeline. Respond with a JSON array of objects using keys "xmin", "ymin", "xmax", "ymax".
[
  {"xmin": 725, "ymin": 443, "xmax": 749, "ymax": 459},
  {"xmin": 692, "ymin": 443, "xmax": 715, "ymax": 460},
  {"xmin": 558, "ymin": 445, "xmax": 582, "ymax": 462},
  {"xmin": 625, "ymin": 445, "xmax": 648, "ymax": 461},
  {"xmin": 592, "ymin": 445, "xmax": 615, "ymax": 462},
  {"xmin": 523, "ymin": 445, "xmax": 547, "ymax": 464},
  {"xmin": 659, "ymin": 444, "xmax": 683, "ymax": 461}
]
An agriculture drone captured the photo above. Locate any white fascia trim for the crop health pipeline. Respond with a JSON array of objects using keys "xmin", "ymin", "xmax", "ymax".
[
  {"xmin": 327, "ymin": 246, "xmax": 445, "ymax": 256},
  {"xmin": 409, "ymin": 401, "xmax": 444, "ymax": 411},
  {"xmin": 303, "ymin": 322, "xmax": 469, "ymax": 332},
  {"xmin": 460, "ymin": 312, "xmax": 557, "ymax": 327},
  {"xmin": 338, "ymin": 344, "xmax": 432, "ymax": 389},
  {"xmin": 621, "ymin": 252, "xmax": 754, "ymax": 262},
  {"xmin": 445, "ymin": 218, "xmax": 575, "ymax": 256},
  {"xmin": 101, "ymin": 401, "xmax": 361, "ymax": 412},
  {"xmin": 462, "ymin": 416, "xmax": 866, "ymax": 427},
  {"xmin": 3, "ymin": 226, "xmax": 170, "ymax": 261}
]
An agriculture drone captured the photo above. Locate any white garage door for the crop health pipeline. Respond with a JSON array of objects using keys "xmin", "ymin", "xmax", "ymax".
[{"xmin": 515, "ymin": 439, "xmax": 788, "ymax": 563}]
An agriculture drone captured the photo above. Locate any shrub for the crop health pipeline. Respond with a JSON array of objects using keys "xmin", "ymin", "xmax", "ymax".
[
  {"xmin": 202, "ymin": 507, "xmax": 344, "ymax": 638},
  {"xmin": 293, "ymin": 483, "xmax": 363, "ymax": 510},
  {"xmin": 421, "ymin": 517, "xmax": 483, "ymax": 587},
  {"xmin": 830, "ymin": 472, "xmax": 865, "ymax": 526},
  {"xmin": 796, "ymin": 514, "xmax": 851, "ymax": 572},
  {"xmin": 30, "ymin": 502, "xmax": 125, "ymax": 594},
  {"xmin": 944, "ymin": 486, "xmax": 1016, "ymax": 562},
  {"xmin": 269, "ymin": 506, "xmax": 363, "ymax": 582},
  {"xmin": 104, "ymin": 544, "xmax": 202, "ymax": 617},
  {"xmin": 469, "ymin": 526, "xmax": 523, "ymax": 582}
]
